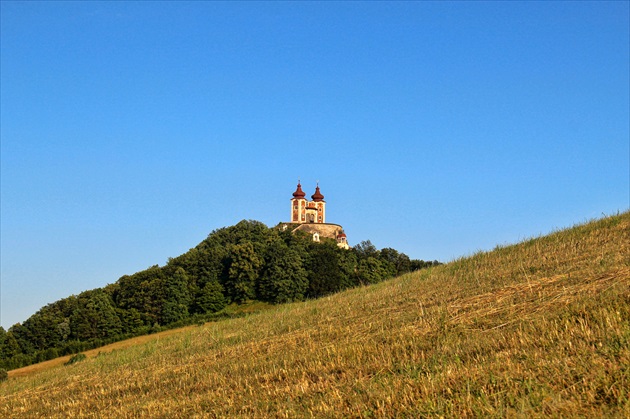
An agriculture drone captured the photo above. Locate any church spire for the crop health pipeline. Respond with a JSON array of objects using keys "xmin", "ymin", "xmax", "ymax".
[
  {"xmin": 292, "ymin": 180, "xmax": 306, "ymax": 199},
  {"xmin": 311, "ymin": 183, "xmax": 324, "ymax": 202}
]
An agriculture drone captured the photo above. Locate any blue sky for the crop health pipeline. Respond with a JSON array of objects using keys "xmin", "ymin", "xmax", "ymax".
[{"xmin": 1, "ymin": 1, "xmax": 628, "ymax": 329}]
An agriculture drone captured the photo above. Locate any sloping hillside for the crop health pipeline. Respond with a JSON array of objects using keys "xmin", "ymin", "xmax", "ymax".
[{"xmin": 1, "ymin": 212, "xmax": 628, "ymax": 417}]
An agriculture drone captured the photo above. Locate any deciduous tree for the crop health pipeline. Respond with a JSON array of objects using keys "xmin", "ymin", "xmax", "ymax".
[
  {"xmin": 224, "ymin": 242, "xmax": 262, "ymax": 303},
  {"xmin": 258, "ymin": 240, "xmax": 308, "ymax": 303}
]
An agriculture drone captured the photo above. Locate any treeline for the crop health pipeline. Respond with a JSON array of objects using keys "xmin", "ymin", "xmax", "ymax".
[{"xmin": 0, "ymin": 220, "xmax": 439, "ymax": 370}]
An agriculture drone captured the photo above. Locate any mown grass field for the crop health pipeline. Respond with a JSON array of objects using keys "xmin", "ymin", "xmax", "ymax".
[{"xmin": 1, "ymin": 212, "xmax": 628, "ymax": 417}]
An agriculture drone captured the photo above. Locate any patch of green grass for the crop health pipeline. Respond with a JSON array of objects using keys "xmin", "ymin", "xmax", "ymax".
[{"xmin": 64, "ymin": 353, "xmax": 86, "ymax": 366}]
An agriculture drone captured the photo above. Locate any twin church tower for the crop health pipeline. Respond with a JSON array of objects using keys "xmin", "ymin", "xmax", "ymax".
[
  {"xmin": 290, "ymin": 181, "xmax": 326, "ymax": 224},
  {"xmin": 284, "ymin": 181, "xmax": 349, "ymax": 249}
]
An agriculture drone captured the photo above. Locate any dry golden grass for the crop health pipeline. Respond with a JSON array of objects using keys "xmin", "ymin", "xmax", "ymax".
[
  {"xmin": 1, "ymin": 212, "xmax": 628, "ymax": 418},
  {"xmin": 7, "ymin": 326, "xmax": 198, "ymax": 379}
]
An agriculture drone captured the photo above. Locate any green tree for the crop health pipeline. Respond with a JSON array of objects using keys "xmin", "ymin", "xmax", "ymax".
[
  {"xmin": 379, "ymin": 247, "xmax": 411, "ymax": 276},
  {"xmin": 13, "ymin": 297, "xmax": 78, "ymax": 353},
  {"xmin": 194, "ymin": 280, "xmax": 227, "ymax": 314},
  {"xmin": 70, "ymin": 289, "xmax": 122, "ymax": 340},
  {"xmin": 161, "ymin": 268, "xmax": 192, "ymax": 324},
  {"xmin": 353, "ymin": 240, "xmax": 379, "ymax": 260},
  {"xmin": 224, "ymin": 242, "xmax": 263, "ymax": 303},
  {"xmin": 306, "ymin": 241, "xmax": 345, "ymax": 298},
  {"xmin": 338, "ymin": 248, "xmax": 359, "ymax": 289},
  {"xmin": 410, "ymin": 259, "xmax": 429, "ymax": 271},
  {"xmin": 117, "ymin": 308, "xmax": 146, "ymax": 333},
  {"xmin": 357, "ymin": 257, "xmax": 389, "ymax": 285},
  {"xmin": 113, "ymin": 266, "xmax": 166, "ymax": 324},
  {"xmin": 0, "ymin": 327, "xmax": 5, "ymax": 353},
  {"xmin": 0, "ymin": 328, "xmax": 21, "ymax": 360},
  {"xmin": 2, "ymin": 323, "xmax": 26, "ymax": 359},
  {"xmin": 258, "ymin": 240, "xmax": 308, "ymax": 304},
  {"xmin": 205, "ymin": 220, "xmax": 270, "ymax": 248},
  {"xmin": 167, "ymin": 245, "xmax": 227, "ymax": 293}
]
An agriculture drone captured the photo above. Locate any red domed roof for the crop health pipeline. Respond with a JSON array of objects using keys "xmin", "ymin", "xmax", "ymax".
[
  {"xmin": 311, "ymin": 185, "xmax": 324, "ymax": 202},
  {"xmin": 292, "ymin": 182, "xmax": 306, "ymax": 199}
]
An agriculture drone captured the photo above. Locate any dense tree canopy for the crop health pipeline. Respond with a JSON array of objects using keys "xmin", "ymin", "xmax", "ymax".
[
  {"xmin": 0, "ymin": 220, "xmax": 438, "ymax": 370},
  {"xmin": 258, "ymin": 239, "xmax": 308, "ymax": 304}
]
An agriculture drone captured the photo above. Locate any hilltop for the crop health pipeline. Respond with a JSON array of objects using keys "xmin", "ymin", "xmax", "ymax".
[
  {"xmin": 0, "ymin": 219, "xmax": 433, "ymax": 371},
  {"xmin": 1, "ymin": 212, "xmax": 628, "ymax": 417}
]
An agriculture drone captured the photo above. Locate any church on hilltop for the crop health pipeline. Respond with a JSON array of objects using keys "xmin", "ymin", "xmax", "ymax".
[{"xmin": 281, "ymin": 181, "xmax": 349, "ymax": 249}]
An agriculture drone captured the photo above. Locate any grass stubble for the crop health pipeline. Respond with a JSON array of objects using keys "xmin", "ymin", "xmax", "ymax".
[{"xmin": 1, "ymin": 212, "xmax": 628, "ymax": 417}]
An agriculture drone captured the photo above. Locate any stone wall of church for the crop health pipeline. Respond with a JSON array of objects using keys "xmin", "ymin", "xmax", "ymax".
[{"xmin": 290, "ymin": 223, "xmax": 344, "ymax": 240}]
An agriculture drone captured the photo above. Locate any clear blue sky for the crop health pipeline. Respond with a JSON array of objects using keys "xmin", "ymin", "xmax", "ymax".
[{"xmin": 1, "ymin": 1, "xmax": 628, "ymax": 329}]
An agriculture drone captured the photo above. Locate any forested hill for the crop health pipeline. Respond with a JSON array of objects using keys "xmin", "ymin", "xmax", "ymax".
[{"xmin": 0, "ymin": 220, "xmax": 437, "ymax": 370}]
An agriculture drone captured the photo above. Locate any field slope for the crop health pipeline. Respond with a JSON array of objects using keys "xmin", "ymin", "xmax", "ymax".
[{"xmin": 1, "ymin": 213, "xmax": 629, "ymax": 417}]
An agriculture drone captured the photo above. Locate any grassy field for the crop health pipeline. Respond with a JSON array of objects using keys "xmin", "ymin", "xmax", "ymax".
[{"xmin": 1, "ymin": 212, "xmax": 628, "ymax": 417}]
